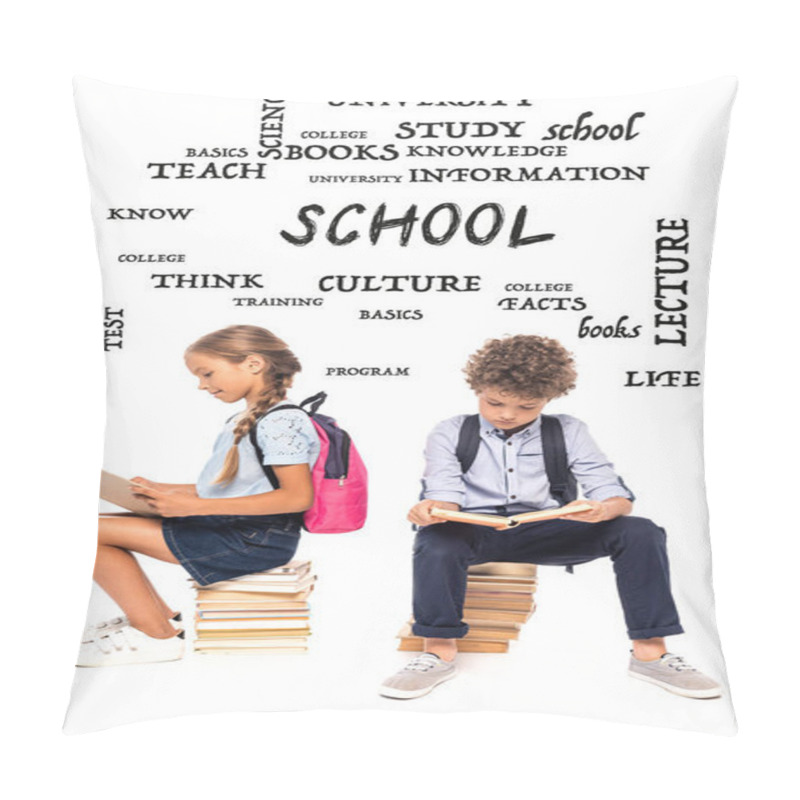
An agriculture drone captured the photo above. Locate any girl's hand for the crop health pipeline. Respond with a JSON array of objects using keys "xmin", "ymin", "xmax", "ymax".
[
  {"xmin": 130, "ymin": 482, "xmax": 202, "ymax": 517},
  {"xmin": 408, "ymin": 500, "xmax": 460, "ymax": 527},
  {"xmin": 130, "ymin": 477, "xmax": 195, "ymax": 496}
]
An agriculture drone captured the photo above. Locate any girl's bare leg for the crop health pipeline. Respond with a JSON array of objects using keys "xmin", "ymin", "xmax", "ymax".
[
  {"xmin": 139, "ymin": 570, "xmax": 178, "ymax": 621},
  {"xmin": 94, "ymin": 516, "xmax": 181, "ymax": 639}
]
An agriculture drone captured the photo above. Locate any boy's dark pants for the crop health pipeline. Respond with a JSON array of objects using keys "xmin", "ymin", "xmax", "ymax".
[{"xmin": 411, "ymin": 516, "xmax": 684, "ymax": 641}]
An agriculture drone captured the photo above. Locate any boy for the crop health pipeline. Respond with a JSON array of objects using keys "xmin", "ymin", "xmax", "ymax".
[{"xmin": 380, "ymin": 335, "xmax": 720, "ymax": 700}]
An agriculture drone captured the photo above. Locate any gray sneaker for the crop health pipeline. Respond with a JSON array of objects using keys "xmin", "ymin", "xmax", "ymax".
[
  {"xmin": 629, "ymin": 652, "xmax": 722, "ymax": 699},
  {"xmin": 380, "ymin": 653, "xmax": 457, "ymax": 699}
]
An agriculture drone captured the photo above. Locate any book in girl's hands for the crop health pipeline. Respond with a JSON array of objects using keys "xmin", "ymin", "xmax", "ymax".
[
  {"xmin": 429, "ymin": 503, "xmax": 593, "ymax": 529},
  {"xmin": 100, "ymin": 470, "xmax": 158, "ymax": 516}
]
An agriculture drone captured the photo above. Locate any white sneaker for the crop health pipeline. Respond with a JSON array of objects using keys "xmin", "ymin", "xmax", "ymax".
[
  {"xmin": 77, "ymin": 627, "xmax": 185, "ymax": 667},
  {"xmin": 81, "ymin": 616, "xmax": 129, "ymax": 642},
  {"xmin": 81, "ymin": 613, "xmax": 182, "ymax": 643}
]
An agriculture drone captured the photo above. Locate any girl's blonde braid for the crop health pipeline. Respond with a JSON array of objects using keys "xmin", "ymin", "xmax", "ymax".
[{"xmin": 215, "ymin": 372, "xmax": 291, "ymax": 485}]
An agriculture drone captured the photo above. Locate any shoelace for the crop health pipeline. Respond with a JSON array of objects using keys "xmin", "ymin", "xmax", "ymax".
[
  {"xmin": 662, "ymin": 654, "xmax": 697, "ymax": 672},
  {"xmin": 403, "ymin": 654, "xmax": 442, "ymax": 672}
]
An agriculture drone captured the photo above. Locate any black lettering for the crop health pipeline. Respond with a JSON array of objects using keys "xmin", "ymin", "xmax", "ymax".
[
  {"xmin": 369, "ymin": 203, "xmax": 418, "ymax": 246},
  {"xmin": 465, "ymin": 203, "xmax": 504, "ymax": 245},
  {"xmin": 421, "ymin": 203, "xmax": 461, "ymax": 245},
  {"xmin": 280, "ymin": 204, "xmax": 325, "ymax": 246},
  {"xmin": 328, "ymin": 204, "xmax": 366, "ymax": 245},
  {"xmin": 508, "ymin": 206, "xmax": 555, "ymax": 248}
]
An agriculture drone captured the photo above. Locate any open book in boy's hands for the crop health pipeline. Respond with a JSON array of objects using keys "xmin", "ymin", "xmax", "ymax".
[{"xmin": 430, "ymin": 502, "xmax": 594, "ymax": 530}]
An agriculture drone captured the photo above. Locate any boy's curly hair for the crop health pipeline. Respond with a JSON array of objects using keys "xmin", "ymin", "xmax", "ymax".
[{"xmin": 464, "ymin": 334, "xmax": 577, "ymax": 399}]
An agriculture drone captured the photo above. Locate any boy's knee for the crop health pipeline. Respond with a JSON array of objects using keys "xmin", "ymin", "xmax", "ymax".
[
  {"xmin": 614, "ymin": 516, "xmax": 666, "ymax": 544},
  {"xmin": 414, "ymin": 525, "xmax": 474, "ymax": 562}
]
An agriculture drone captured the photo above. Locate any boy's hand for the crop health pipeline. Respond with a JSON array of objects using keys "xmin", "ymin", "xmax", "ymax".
[
  {"xmin": 558, "ymin": 498, "xmax": 630, "ymax": 523},
  {"xmin": 408, "ymin": 500, "xmax": 460, "ymax": 527},
  {"xmin": 558, "ymin": 500, "xmax": 609, "ymax": 523}
]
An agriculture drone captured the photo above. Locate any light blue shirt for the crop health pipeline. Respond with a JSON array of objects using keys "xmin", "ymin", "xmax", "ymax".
[
  {"xmin": 197, "ymin": 401, "xmax": 321, "ymax": 499},
  {"xmin": 421, "ymin": 413, "xmax": 633, "ymax": 514}
]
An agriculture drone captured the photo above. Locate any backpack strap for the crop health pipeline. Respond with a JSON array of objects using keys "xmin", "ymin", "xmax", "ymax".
[
  {"xmin": 540, "ymin": 415, "xmax": 578, "ymax": 506},
  {"xmin": 456, "ymin": 414, "xmax": 482, "ymax": 473},
  {"xmin": 299, "ymin": 391, "xmax": 327, "ymax": 415},
  {"xmin": 417, "ymin": 414, "xmax": 481, "ymax": 511},
  {"xmin": 540, "ymin": 414, "xmax": 578, "ymax": 573}
]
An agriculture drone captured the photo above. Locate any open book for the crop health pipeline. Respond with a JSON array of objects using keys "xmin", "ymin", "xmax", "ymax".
[
  {"xmin": 430, "ymin": 502, "xmax": 593, "ymax": 530},
  {"xmin": 99, "ymin": 470, "xmax": 158, "ymax": 517}
]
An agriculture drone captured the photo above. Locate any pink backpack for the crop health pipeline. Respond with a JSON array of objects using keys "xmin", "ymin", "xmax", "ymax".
[{"xmin": 249, "ymin": 393, "xmax": 368, "ymax": 533}]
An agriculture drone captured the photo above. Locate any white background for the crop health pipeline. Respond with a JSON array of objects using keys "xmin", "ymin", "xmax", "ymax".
[{"xmin": 3, "ymin": 0, "xmax": 797, "ymax": 796}]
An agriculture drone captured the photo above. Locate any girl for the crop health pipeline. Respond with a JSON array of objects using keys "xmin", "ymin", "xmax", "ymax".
[{"xmin": 77, "ymin": 325, "xmax": 320, "ymax": 667}]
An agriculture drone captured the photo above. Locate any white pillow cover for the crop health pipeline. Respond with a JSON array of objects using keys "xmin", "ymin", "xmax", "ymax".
[{"xmin": 66, "ymin": 77, "xmax": 737, "ymax": 734}]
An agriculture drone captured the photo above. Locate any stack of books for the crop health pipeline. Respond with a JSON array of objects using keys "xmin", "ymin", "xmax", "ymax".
[
  {"xmin": 192, "ymin": 560, "xmax": 316, "ymax": 655},
  {"xmin": 397, "ymin": 562, "xmax": 538, "ymax": 653}
]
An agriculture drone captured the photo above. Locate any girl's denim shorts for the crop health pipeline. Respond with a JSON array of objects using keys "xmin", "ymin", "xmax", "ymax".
[{"xmin": 162, "ymin": 513, "xmax": 302, "ymax": 586}]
